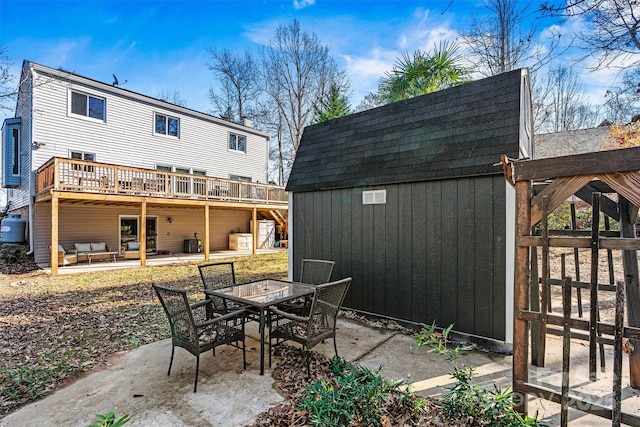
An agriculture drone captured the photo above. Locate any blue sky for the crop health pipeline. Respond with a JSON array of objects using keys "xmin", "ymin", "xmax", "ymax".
[{"xmin": 0, "ymin": 0, "xmax": 622, "ymax": 124}]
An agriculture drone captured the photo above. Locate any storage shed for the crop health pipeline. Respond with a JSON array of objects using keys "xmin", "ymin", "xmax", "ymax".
[{"xmin": 285, "ymin": 69, "xmax": 533, "ymax": 345}]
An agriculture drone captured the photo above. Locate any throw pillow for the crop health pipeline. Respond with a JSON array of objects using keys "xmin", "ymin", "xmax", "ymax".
[
  {"xmin": 74, "ymin": 243, "xmax": 92, "ymax": 253},
  {"xmin": 91, "ymin": 242, "xmax": 107, "ymax": 252}
]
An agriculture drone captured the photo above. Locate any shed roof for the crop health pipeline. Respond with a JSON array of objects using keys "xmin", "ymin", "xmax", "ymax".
[{"xmin": 286, "ymin": 69, "xmax": 527, "ymax": 192}]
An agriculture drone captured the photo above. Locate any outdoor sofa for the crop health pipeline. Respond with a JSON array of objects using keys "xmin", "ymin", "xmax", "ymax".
[{"xmin": 73, "ymin": 242, "xmax": 116, "ymax": 263}]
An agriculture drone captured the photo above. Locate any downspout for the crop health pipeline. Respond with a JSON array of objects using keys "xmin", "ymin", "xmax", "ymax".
[{"xmin": 26, "ymin": 71, "xmax": 35, "ymax": 256}]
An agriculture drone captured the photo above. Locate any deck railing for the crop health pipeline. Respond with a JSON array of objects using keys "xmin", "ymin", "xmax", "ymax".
[{"xmin": 35, "ymin": 157, "xmax": 287, "ymax": 203}]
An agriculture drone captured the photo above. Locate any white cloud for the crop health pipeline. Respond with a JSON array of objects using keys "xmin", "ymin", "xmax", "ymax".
[{"xmin": 293, "ymin": 0, "xmax": 315, "ymax": 10}]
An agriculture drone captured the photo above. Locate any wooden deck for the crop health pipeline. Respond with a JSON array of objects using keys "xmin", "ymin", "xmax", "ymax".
[{"xmin": 35, "ymin": 157, "xmax": 287, "ymax": 204}]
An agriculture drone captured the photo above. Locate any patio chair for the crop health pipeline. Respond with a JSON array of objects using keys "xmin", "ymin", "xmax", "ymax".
[
  {"xmin": 152, "ymin": 284, "xmax": 246, "ymax": 392},
  {"xmin": 48, "ymin": 245, "xmax": 78, "ymax": 266},
  {"xmin": 198, "ymin": 262, "xmax": 258, "ymax": 321},
  {"xmin": 277, "ymin": 259, "xmax": 336, "ymax": 315},
  {"xmin": 268, "ymin": 277, "xmax": 351, "ymax": 376}
]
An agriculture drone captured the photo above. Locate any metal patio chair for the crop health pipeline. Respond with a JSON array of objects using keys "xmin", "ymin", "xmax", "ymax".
[
  {"xmin": 277, "ymin": 259, "xmax": 336, "ymax": 315},
  {"xmin": 198, "ymin": 261, "xmax": 258, "ymax": 321},
  {"xmin": 153, "ymin": 284, "xmax": 246, "ymax": 392},
  {"xmin": 269, "ymin": 277, "xmax": 351, "ymax": 376}
]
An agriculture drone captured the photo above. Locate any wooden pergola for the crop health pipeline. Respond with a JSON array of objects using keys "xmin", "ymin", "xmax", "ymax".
[{"xmin": 504, "ymin": 147, "xmax": 640, "ymax": 426}]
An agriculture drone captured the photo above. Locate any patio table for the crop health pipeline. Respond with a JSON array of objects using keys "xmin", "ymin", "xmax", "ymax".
[
  {"xmin": 86, "ymin": 251, "xmax": 117, "ymax": 264},
  {"xmin": 205, "ymin": 279, "xmax": 314, "ymax": 375}
]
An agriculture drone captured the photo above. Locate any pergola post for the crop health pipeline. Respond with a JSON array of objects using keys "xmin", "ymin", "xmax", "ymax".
[
  {"xmin": 620, "ymin": 197, "xmax": 640, "ymax": 388},
  {"xmin": 513, "ymin": 179, "xmax": 531, "ymax": 415}
]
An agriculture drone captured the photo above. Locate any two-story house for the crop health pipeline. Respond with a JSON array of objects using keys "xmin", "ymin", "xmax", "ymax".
[{"xmin": 1, "ymin": 61, "xmax": 287, "ymax": 274}]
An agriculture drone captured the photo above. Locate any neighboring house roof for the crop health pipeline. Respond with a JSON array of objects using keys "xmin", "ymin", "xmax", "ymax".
[
  {"xmin": 19, "ymin": 60, "xmax": 268, "ymax": 138},
  {"xmin": 534, "ymin": 125, "xmax": 610, "ymax": 159},
  {"xmin": 286, "ymin": 69, "xmax": 527, "ymax": 193}
]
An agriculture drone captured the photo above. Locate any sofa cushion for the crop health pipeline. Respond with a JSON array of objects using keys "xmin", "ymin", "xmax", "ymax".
[
  {"xmin": 74, "ymin": 243, "xmax": 92, "ymax": 253},
  {"xmin": 58, "ymin": 244, "xmax": 66, "ymax": 255},
  {"xmin": 127, "ymin": 241, "xmax": 140, "ymax": 251},
  {"xmin": 91, "ymin": 242, "xmax": 107, "ymax": 252}
]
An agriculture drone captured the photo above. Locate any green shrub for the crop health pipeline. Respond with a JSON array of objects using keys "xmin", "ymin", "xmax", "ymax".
[
  {"xmin": 442, "ymin": 366, "xmax": 543, "ymax": 426},
  {"xmin": 299, "ymin": 357, "xmax": 425, "ymax": 427},
  {"xmin": 89, "ymin": 408, "xmax": 131, "ymax": 427},
  {"xmin": 416, "ymin": 322, "xmax": 473, "ymax": 360}
]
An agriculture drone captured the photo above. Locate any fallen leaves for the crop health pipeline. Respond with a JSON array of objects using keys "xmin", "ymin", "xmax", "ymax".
[{"xmin": 0, "ymin": 252, "xmax": 289, "ymax": 416}]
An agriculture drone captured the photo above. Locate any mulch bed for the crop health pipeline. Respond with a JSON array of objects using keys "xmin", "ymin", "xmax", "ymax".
[{"xmin": 250, "ymin": 345, "xmax": 449, "ymax": 427}]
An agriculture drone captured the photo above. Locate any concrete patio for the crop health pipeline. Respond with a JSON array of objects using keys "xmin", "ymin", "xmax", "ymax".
[{"xmin": 2, "ymin": 317, "xmax": 638, "ymax": 426}]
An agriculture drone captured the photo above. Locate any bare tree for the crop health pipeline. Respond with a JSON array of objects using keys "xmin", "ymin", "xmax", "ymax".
[
  {"xmin": 158, "ymin": 90, "xmax": 187, "ymax": 107},
  {"xmin": 262, "ymin": 19, "xmax": 347, "ymax": 152},
  {"xmin": 540, "ymin": 0, "xmax": 640, "ymax": 68},
  {"xmin": 207, "ymin": 48, "xmax": 261, "ymax": 123},
  {"xmin": 533, "ymin": 65, "xmax": 601, "ymax": 133},
  {"xmin": 355, "ymin": 91, "xmax": 385, "ymax": 112},
  {"xmin": 604, "ymin": 67, "xmax": 640, "ymax": 122},
  {"xmin": 0, "ymin": 48, "xmax": 16, "ymax": 112},
  {"xmin": 252, "ymin": 100, "xmax": 293, "ymax": 185},
  {"xmin": 460, "ymin": 0, "xmax": 562, "ymax": 76}
]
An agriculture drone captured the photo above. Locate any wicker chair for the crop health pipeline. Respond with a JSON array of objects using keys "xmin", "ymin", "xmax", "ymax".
[
  {"xmin": 269, "ymin": 277, "xmax": 351, "ymax": 376},
  {"xmin": 152, "ymin": 284, "xmax": 246, "ymax": 392},
  {"xmin": 300, "ymin": 259, "xmax": 336, "ymax": 284},
  {"xmin": 277, "ymin": 259, "xmax": 336, "ymax": 315},
  {"xmin": 198, "ymin": 262, "xmax": 257, "ymax": 321}
]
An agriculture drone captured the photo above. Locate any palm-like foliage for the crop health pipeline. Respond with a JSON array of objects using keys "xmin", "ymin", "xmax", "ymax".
[{"xmin": 379, "ymin": 42, "xmax": 469, "ymax": 104}]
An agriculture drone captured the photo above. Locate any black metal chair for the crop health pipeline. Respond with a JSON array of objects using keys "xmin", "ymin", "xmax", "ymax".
[
  {"xmin": 268, "ymin": 277, "xmax": 351, "ymax": 376},
  {"xmin": 198, "ymin": 261, "xmax": 258, "ymax": 321},
  {"xmin": 277, "ymin": 259, "xmax": 336, "ymax": 315},
  {"xmin": 300, "ymin": 259, "xmax": 336, "ymax": 285},
  {"xmin": 153, "ymin": 284, "xmax": 246, "ymax": 392}
]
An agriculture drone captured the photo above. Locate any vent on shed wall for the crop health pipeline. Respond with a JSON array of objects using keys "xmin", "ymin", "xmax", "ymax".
[{"xmin": 362, "ymin": 190, "xmax": 386, "ymax": 204}]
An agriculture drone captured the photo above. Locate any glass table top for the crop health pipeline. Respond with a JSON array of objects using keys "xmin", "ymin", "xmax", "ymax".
[{"xmin": 208, "ymin": 279, "xmax": 314, "ymax": 307}]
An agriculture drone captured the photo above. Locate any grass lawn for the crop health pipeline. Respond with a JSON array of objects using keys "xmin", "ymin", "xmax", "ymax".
[{"xmin": 0, "ymin": 252, "xmax": 288, "ymax": 415}]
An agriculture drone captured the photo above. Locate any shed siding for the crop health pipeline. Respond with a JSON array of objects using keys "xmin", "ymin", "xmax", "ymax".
[{"xmin": 292, "ymin": 175, "xmax": 507, "ymax": 341}]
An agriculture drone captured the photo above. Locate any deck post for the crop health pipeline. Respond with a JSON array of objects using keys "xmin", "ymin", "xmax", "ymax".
[
  {"xmin": 51, "ymin": 196, "xmax": 59, "ymax": 275},
  {"xmin": 140, "ymin": 201, "xmax": 147, "ymax": 267},
  {"xmin": 204, "ymin": 204, "xmax": 210, "ymax": 261},
  {"xmin": 252, "ymin": 208, "xmax": 257, "ymax": 255}
]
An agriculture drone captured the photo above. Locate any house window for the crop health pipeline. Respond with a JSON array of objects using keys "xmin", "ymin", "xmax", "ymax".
[
  {"xmin": 71, "ymin": 151, "xmax": 96, "ymax": 172},
  {"xmin": 154, "ymin": 113, "xmax": 180, "ymax": 137},
  {"xmin": 11, "ymin": 128, "xmax": 19, "ymax": 176},
  {"xmin": 70, "ymin": 91, "xmax": 105, "ymax": 121},
  {"xmin": 228, "ymin": 133, "xmax": 247, "ymax": 153},
  {"xmin": 230, "ymin": 174, "xmax": 251, "ymax": 182}
]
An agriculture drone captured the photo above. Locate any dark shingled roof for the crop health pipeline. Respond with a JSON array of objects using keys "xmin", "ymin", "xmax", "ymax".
[{"xmin": 286, "ymin": 69, "xmax": 525, "ymax": 192}]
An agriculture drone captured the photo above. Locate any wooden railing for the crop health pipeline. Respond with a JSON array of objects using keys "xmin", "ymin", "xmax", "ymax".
[{"xmin": 35, "ymin": 157, "xmax": 287, "ymax": 203}]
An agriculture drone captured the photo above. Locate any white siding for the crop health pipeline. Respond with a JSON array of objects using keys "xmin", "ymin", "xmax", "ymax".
[
  {"xmin": 10, "ymin": 64, "xmax": 34, "ymax": 209},
  {"xmin": 29, "ymin": 66, "xmax": 268, "ymax": 183}
]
